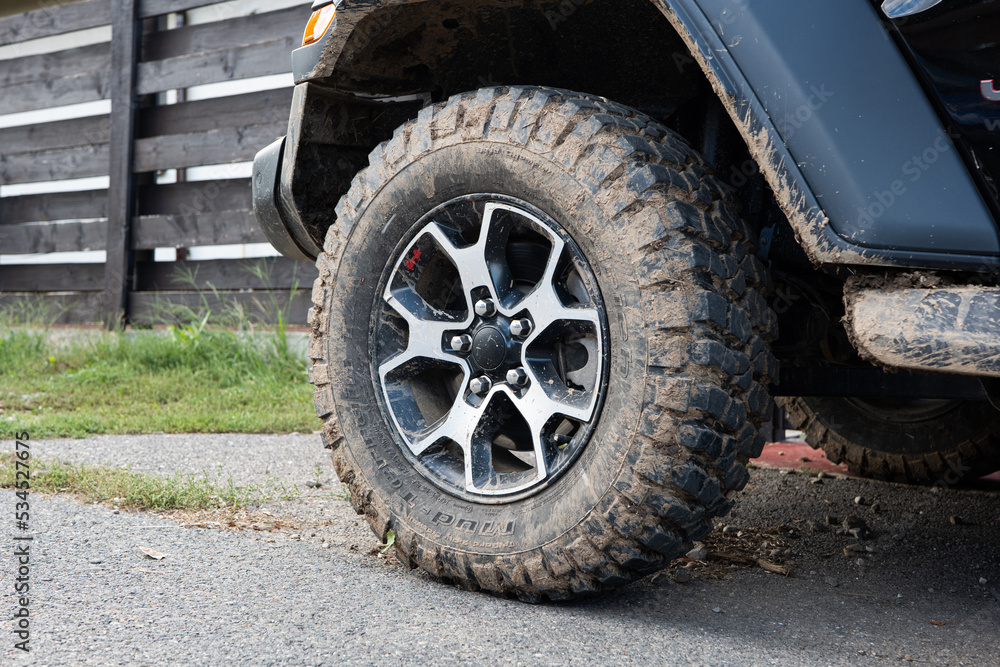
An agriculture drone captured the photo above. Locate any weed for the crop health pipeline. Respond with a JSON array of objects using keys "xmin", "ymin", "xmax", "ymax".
[{"xmin": 0, "ymin": 454, "xmax": 277, "ymax": 511}]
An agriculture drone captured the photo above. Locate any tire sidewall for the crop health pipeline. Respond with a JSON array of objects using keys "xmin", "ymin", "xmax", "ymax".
[{"xmin": 324, "ymin": 140, "xmax": 651, "ymax": 554}]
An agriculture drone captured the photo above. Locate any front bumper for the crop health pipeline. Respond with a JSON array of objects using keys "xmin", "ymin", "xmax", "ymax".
[{"xmin": 251, "ymin": 136, "xmax": 322, "ymax": 262}]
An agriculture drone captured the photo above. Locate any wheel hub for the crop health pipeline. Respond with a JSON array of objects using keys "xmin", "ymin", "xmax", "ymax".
[{"xmin": 471, "ymin": 326, "xmax": 508, "ymax": 370}]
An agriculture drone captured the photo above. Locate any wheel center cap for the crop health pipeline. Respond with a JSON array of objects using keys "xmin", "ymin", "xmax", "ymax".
[{"xmin": 472, "ymin": 327, "xmax": 507, "ymax": 370}]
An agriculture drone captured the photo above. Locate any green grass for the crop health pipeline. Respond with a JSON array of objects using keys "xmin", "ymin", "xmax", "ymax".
[
  {"xmin": 0, "ymin": 281, "xmax": 316, "ymax": 437},
  {"xmin": 0, "ymin": 454, "xmax": 287, "ymax": 511}
]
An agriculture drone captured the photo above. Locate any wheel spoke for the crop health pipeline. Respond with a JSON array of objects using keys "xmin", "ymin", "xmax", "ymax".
[
  {"xmin": 409, "ymin": 393, "xmax": 485, "ymax": 457},
  {"xmin": 520, "ymin": 375, "xmax": 596, "ymax": 425},
  {"xmin": 426, "ymin": 214, "xmax": 513, "ymax": 307}
]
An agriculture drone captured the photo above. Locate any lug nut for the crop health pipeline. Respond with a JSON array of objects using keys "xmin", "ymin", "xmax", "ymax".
[
  {"xmin": 510, "ymin": 318, "xmax": 533, "ymax": 338},
  {"xmin": 449, "ymin": 334, "xmax": 473, "ymax": 353},
  {"xmin": 474, "ymin": 299, "xmax": 497, "ymax": 318},
  {"xmin": 469, "ymin": 376, "xmax": 493, "ymax": 395},
  {"xmin": 506, "ymin": 367, "xmax": 529, "ymax": 387}
]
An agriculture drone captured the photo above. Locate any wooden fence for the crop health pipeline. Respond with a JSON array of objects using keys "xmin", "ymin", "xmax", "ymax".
[{"xmin": 0, "ymin": 0, "xmax": 318, "ymax": 325}]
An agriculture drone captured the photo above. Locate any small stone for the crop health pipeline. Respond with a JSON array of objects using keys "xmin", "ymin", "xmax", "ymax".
[
  {"xmin": 825, "ymin": 515, "xmax": 840, "ymax": 526},
  {"xmin": 806, "ymin": 520, "xmax": 825, "ymax": 533},
  {"xmin": 870, "ymin": 503, "xmax": 880, "ymax": 514},
  {"xmin": 855, "ymin": 558, "xmax": 866, "ymax": 567},
  {"xmin": 810, "ymin": 477, "xmax": 824, "ymax": 485},
  {"xmin": 824, "ymin": 577, "xmax": 839, "ymax": 588},
  {"xmin": 712, "ymin": 607, "xmax": 722, "ymax": 613},
  {"xmin": 779, "ymin": 469, "xmax": 791, "ymax": 475},
  {"xmin": 865, "ymin": 545, "xmax": 876, "ymax": 553},
  {"xmin": 322, "ymin": 542, "xmax": 330, "ymax": 549},
  {"xmin": 88, "ymin": 558, "xmax": 103, "ymax": 565},
  {"xmin": 722, "ymin": 526, "xmax": 737, "ymax": 534},
  {"xmin": 686, "ymin": 544, "xmax": 708, "ymax": 561},
  {"xmin": 817, "ymin": 471, "xmax": 829, "ymax": 479},
  {"xmin": 673, "ymin": 571, "xmax": 692, "ymax": 584},
  {"xmin": 736, "ymin": 531, "xmax": 744, "ymax": 538},
  {"xmin": 778, "ymin": 451, "xmax": 785, "ymax": 456},
  {"xmin": 979, "ymin": 577, "xmax": 988, "ymax": 585},
  {"xmin": 770, "ymin": 549, "xmax": 782, "ymax": 557},
  {"xmin": 949, "ymin": 515, "xmax": 963, "ymax": 526},
  {"xmin": 854, "ymin": 496, "xmax": 866, "ymax": 506},
  {"xmin": 650, "ymin": 572, "xmax": 666, "ymax": 585},
  {"xmin": 844, "ymin": 543, "xmax": 863, "ymax": 554},
  {"xmin": 112, "ymin": 509, "xmax": 120, "ymax": 515},
  {"xmin": 306, "ymin": 480, "xmax": 322, "ymax": 489}
]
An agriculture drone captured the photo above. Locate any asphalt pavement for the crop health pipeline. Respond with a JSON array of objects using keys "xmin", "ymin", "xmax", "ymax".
[{"xmin": 2, "ymin": 433, "xmax": 998, "ymax": 666}]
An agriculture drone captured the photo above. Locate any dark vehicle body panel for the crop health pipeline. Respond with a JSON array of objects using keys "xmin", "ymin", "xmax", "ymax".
[{"xmin": 889, "ymin": 0, "xmax": 1000, "ymax": 207}]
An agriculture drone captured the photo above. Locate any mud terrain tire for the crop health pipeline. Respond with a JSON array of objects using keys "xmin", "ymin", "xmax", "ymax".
[
  {"xmin": 308, "ymin": 86, "xmax": 778, "ymax": 600},
  {"xmin": 782, "ymin": 396, "xmax": 1000, "ymax": 484}
]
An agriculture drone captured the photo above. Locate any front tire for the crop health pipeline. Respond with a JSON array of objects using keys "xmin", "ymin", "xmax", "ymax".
[{"xmin": 309, "ymin": 87, "xmax": 777, "ymax": 599}]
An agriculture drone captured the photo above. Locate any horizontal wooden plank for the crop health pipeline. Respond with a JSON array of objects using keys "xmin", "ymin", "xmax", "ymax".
[
  {"xmin": 132, "ymin": 208, "xmax": 266, "ymax": 249},
  {"xmin": 135, "ymin": 257, "xmax": 317, "ymax": 291},
  {"xmin": 0, "ymin": 41, "xmax": 109, "ymax": 88},
  {"xmin": 1, "ymin": 189, "xmax": 107, "ymax": 225},
  {"xmin": 129, "ymin": 289, "xmax": 311, "ymax": 325},
  {"xmin": 134, "ymin": 122, "xmax": 286, "ymax": 172},
  {"xmin": 136, "ymin": 36, "xmax": 297, "ymax": 95},
  {"xmin": 0, "ymin": 292, "xmax": 104, "ymax": 325},
  {"xmin": 137, "ymin": 0, "xmax": 235, "ymax": 19},
  {"xmin": 0, "ymin": 219, "xmax": 106, "ymax": 254},
  {"xmin": 0, "ymin": 263, "xmax": 104, "ymax": 292},
  {"xmin": 0, "ymin": 114, "xmax": 109, "ymax": 157},
  {"xmin": 137, "ymin": 179, "xmax": 250, "ymax": 216},
  {"xmin": 0, "ymin": 142, "xmax": 109, "ymax": 185},
  {"xmin": 142, "ymin": 5, "xmax": 308, "ymax": 62},
  {"xmin": 138, "ymin": 87, "xmax": 292, "ymax": 138},
  {"xmin": 0, "ymin": 69, "xmax": 110, "ymax": 115},
  {"xmin": 0, "ymin": 0, "xmax": 110, "ymax": 45}
]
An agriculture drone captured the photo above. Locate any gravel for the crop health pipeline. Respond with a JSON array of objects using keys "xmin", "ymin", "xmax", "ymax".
[{"xmin": 2, "ymin": 433, "xmax": 999, "ymax": 665}]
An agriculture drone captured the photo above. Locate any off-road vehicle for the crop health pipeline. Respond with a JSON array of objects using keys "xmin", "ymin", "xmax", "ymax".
[{"xmin": 252, "ymin": 0, "xmax": 1000, "ymax": 599}]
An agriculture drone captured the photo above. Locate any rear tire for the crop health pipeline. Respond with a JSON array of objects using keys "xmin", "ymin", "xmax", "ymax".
[
  {"xmin": 309, "ymin": 86, "xmax": 777, "ymax": 599},
  {"xmin": 782, "ymin": 396, "xmax": 1000, "ymax": 484}
]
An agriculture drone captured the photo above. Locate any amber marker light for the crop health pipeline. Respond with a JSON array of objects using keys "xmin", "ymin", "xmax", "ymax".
[{"xmin": 302, "ymin": 3, "xmax": 336, "ymax": 46}]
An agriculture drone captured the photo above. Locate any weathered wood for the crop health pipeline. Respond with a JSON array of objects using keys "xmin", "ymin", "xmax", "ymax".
[
  {"xmin": 0, "ymin": 143, "xmax": 109, "ymax": 185},
  {"xmin": 0, "ymin": 0, "xmax": 111, "ymax": 45},
  {"xmin": 137, "ymin": 0, "xmax": 234, "ymax": 19},
  {"xmin": 129, "ymin": 289, "xmax": 311, "ymax": 324},
  {"xmin": 134, "ymin": 121, "xmax": 287, "ymax": 173},
  {"xmin": 137, "ymin": 179, "xmax": 250, "ymax": 216},
  {"xmin": 135, "ymin": 257, "xmax": 317, "ymax": 291},
  {"xmin": 132, "ymin": 208, "xmax": 266, "ymax": 249},
  {"xmin": 0, "ymin": 69, "xmax": 112, "ymax": 115},
  {"xmin": 0, "ymin": 220, "xmax": 107, "ymax": 255},
  {"xmin": 136, "ymin": 36, "xmax": 297, "ymax": 95},
  {"xmin": 0, "ymin": 41, "xmax": 110, "ymax": 88},
  {"xmin": 1, "ymin": 190, "xmax": 108, "ymax": 226},
  {"xmin": 0, "ymin": 263, "xmax": 105, "ymax": 292},
  {"xmin": 103, "ymin": 0, "xmax": 141, "ymax": 328},
  {"xmin": 0, "ymin": 115, "xmax": 110, "ymax": 156},
  {"xmin": 138, "ymin": 88, "xmax": 292, "ymax": 138},
  {"xmin": 0, "ymin": 292, "xmax": 105, "ymax": 325},
  {"xmin": 142, "ymin": 5, "xmax": 308, "ymax": 61}
]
